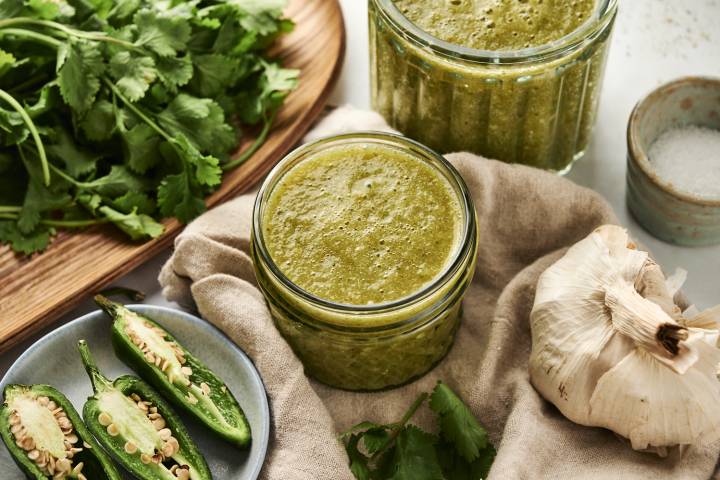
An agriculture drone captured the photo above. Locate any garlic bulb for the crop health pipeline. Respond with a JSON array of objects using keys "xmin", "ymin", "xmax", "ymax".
[{"xmin": 529, "ymin": 225, "xmax": 720, "ymax": 454}]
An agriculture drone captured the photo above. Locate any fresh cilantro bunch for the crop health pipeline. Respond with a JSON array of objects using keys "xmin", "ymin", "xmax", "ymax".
[
  {"xmin": 0, "ymin": 0, "xmax": 298, "ymax": 254},
  {"xmin": 342, "ymin": 382, "xmax": 496, "ymax": 480}
]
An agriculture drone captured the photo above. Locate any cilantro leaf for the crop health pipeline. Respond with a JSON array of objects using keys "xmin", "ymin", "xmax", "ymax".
[
  {"xmin": 81, "ymin": 165, "xmax": 149, "ymax": 197},
  {"xmin": 157, "ymin": 93, "xmax": 236, "ymax": 158},
  {"xmin": 98, "ymin": 205, "xmax": 163, "ymax": 240},
  {"xmin": 437, "ymin": 441, "xmax": 496, "ymax": 480},
  {"xmin": 157, "ymin": 170, "xmax": 206, "ymax": 222},
  {"xmin": 79, "ymin": 99, "xmax": 116, "ymax": 141},
  {"xmin": 122, "ymin": 123, "xmax": 161, "ymax": 173},
  {"xmin": 189, "ymin": 54, "xmax": 237, "ymax": 97},
  {"xmin": 57, "ymin": 40, "xmax": 106, "ymax": 115},
  {"xmin": 388, "ymin": 426, "xmax": 444, "ymax": 480},
  {"xmin": 362, "ymin": 427, "xmax": 391, "ymax": 455},
  {"xmin": 17, "ymin": 153, "xmax": 72, "ymax": 234},
  {"xmin": 0, "ymin": 48, "xmax": 17, "ymax": 77},
  {"xmin": 236, "ymin": 61, "xmax": 298, "ymax": 124},
  {"xmin": 109, "ymin": 51, "xmax": 157, "ymax": 102},
  {"xmin": 134, "ymin": 9, "xmax": 191, "ymax": 57},
  {"xmin": 430, "ymin": 382, "xmax": 488, "ymax": 463},
  {"xmin": 26, "ymin": 0, "xmax": 75, "ymax": 19},
  {"xmin": 0, "ymin": 105, "xmax": 30, "ymax": 145},
  {"xmin": 0, "ymin": 0, "xmax": 23, "ymax": 18},
  {"xmin": 346, "ymin": 434, "xmax": 372, "ymax": 480},
  {"xmin": 0, "ymin": 221, "xmax": 51, "ymax": 255},
  {"xmin": 110, "ymin": 191, "xmax": 155, "ymax": 215},
  {"xmin": 47, "ymin": 127, "xmax": 99, "ymax": 178},
  {"xmin": 231, "ymin": 0, "xmax": 291, "ymax": 36},
  {"xmin": 155, "ymin": 55, "xmax": 193, "ymax": 91},
  {"xmin": 174, "ymin": 133, "xmax": 222, "ymax": 187},
  {"xmin": 342, "ymin": 383, "xmax": 495, "ymax": 480}
]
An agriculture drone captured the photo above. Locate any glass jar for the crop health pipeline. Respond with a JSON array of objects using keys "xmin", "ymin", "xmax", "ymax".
[
  {"xmin": 251, "ymin": 133, "xmax": 478, "ymax": 391},
  {"xmin": 369, "ymin": 0, "xmax": 618, "ymax": 173}
]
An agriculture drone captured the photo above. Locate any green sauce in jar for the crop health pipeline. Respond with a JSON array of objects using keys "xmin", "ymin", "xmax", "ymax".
[
  {"xmin": 252, "ymin": 133, "xmax": 478, "ymax": 390},
  {"xmin": 395, "ymin": 0, "xmax": 595, "ymax": 51},
  {"xmin": 262, "ymin": 143, "xmax": 463, "ymax": 307},
  {"xmin": 370, "ymin": 0, "xmax": 618, "ymax": 172}
]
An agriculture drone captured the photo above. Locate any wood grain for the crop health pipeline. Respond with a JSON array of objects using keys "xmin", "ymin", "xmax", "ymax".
[{"xmin": 0, "ymin": 0, "xmax": 346, "ymax": 353}]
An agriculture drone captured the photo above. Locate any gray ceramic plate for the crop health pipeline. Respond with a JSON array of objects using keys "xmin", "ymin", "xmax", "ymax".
[{"xmin": 0, "ymin": 305, "xmax": 270, "ymax": 480}]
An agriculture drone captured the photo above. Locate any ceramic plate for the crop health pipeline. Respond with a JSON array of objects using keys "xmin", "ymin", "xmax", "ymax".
[{"xmin": 0, "ymin": 305, "xmax": 270, "ymax": 480}]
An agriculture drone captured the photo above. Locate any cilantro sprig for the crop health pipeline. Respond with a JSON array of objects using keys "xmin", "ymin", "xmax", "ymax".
[
  {"xmin": 0, "ymin": 0, "xmax": 298, "ymax": 254},
  {"xmin": 342, "ymin": 382, "xmax": 496, "ymax": 480}
]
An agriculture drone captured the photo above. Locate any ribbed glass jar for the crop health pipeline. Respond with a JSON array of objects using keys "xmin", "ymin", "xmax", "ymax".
[
  {"xmin": 251, "ymin": 133, "xmax": 478, "ymax": 391},
  {"xmin": 369, "ymin": 0, "xmax": 618, "ymax": 173}
]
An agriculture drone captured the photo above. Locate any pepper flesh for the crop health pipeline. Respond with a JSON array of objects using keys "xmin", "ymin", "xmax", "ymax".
[
  {"xmin": 77, "ymin": 340, "xmax": 212, "ymax": 480},
  {"xmin": 0, "ymin": 384, "xmax": 121, "ymax": 480},
  {"xmin": 95, "ymin": 295, "xmax": 251, "ymax": 448}
]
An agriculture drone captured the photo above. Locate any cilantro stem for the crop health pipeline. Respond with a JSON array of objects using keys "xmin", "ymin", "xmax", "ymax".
[
  {"xmin": 0, "ymin": 28, "xmax": 63, "ymax": 48},
  {"xmin": 0, "ymin": 211, "xmax": 106, "ymax": 227},
  {"xmin": 47, "ymin": 163, "xmax": 83, "ymax": 186},
  {"xmin": 0, "ymin": 206, "xmax": 22, "ymax": 213},
  {"xmin": 222, "ymin": 111, "xmax": 277, "ymax": 171},
  {"xmin": 0, "ymin": 88, "xmax": 50, "ymax": 186},
  {"xmin": 371, "ymin": 392, "xmax": 428, "ymax": 461},
  {"xmin": 42, "ymin": 218, "xmax": 108, "ymax": 228},
  {"xmin": 0, "ymin": 18, "xmax": 136, "ymax": 49},
  {"xmin": 104, "ymin": 78, "xmax": 171, "ymax": 142}
]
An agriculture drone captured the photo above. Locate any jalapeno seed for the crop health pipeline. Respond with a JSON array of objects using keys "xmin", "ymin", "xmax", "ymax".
[{"xmin": 5, "ymin": 392, "xmax": 87, "ymax": 479}]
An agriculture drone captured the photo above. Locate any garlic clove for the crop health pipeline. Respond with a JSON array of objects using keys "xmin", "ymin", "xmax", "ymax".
[
  {"xmin": 589, "ymin": 340, "xmax": 720, "ymax": 451},
  {"xmin": 529, "ymin": 302, "xmax": 619, "ymax": 423}
]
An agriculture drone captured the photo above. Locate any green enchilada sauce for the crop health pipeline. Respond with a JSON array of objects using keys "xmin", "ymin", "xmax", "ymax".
[
  {"xmin": 394, "ymin": 0, "xmax": 595, "ymax": 50},
  {"xmin": 261, "ymin": 143, "xmax": 463, "ymax": 306},
  {"xmin": 371, "ymin": 0, "xmax": 614, "ymax": 172}
]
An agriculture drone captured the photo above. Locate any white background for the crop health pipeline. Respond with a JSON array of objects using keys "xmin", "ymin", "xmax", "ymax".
[{"xmin": 2, "ymin": 0, "xmax": 719, "ymax": 373}]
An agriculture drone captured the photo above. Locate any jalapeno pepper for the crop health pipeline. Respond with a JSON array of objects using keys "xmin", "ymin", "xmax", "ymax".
[
  {"xmin": 94, "ymin": 295, "xmax": 251, "ymax": 448},
  {"xmin": 0, "ymin": 383, "xmax": 122, "ymax": 480},
  {"xmin": 77, "ymin": 340, "xmax": 212, "ymax": 480}
]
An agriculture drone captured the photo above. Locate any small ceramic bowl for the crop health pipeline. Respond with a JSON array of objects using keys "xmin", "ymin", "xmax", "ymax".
[{"xmin": 626, "ymin": 76, "xmax": 720, "ymax": 246}]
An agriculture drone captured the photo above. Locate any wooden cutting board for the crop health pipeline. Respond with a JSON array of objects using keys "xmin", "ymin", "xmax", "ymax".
[{"xmin": 0, "ymin": 0, "xmax": 346, "ymax": 353}]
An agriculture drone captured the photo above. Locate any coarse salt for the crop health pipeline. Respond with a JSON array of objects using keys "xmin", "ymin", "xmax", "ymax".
[{"xmin": 648, "ymin": 125, "xmax": 720, "ymax": 200}]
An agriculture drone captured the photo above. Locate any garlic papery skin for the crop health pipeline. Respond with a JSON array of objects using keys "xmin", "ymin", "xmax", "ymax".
[{"xmin": 529, "ymin": 224, "xmax": 720, "ymax": 453}]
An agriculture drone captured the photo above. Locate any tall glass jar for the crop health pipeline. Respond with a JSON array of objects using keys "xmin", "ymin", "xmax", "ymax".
[
  {"xmin": 370, "ymin": 0, "xmax": 618, "ymax": 173},
  {"xmin": 251, "ymin": 133, "xmax": 478, "ymax": 391}
]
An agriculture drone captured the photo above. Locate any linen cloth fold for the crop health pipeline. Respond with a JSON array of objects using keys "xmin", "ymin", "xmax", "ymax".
[{"xmin": 159, "ymin": 106, "xmax": 719, "ymax": 480}]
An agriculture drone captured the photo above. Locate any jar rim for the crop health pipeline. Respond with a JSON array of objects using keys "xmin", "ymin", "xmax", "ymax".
[
  {"xmin": 372, "ymin": 0, "xmax": 618, "ymax": 64},
  {"xmin": 252, "ymin": 132, "xmax": 477, "ymax": 316}
]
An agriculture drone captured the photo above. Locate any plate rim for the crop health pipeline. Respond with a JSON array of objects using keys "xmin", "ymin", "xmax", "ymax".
[{"xmin": 0, "ymin": 304, "xmax": 271, "ymax": 480}]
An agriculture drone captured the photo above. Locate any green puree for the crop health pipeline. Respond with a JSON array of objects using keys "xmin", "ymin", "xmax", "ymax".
[
  {"xmin": 370, "ymin": 0, "xmax": 616, "ymax": 172},
  {"xmin": 262, "ymin": 143, "xmax": 462, "ymax": 306},
  {"xmin": 394, "ymin": 0, "xmax": 595, "ymax": 51}
]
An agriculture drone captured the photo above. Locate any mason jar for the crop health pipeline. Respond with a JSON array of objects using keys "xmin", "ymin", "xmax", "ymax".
[
  {"xmin": 251, "ymin": 133, "xmax": 478, "ymax": 391},
  {"xmin": 369, "ymin": 0, "xmax": 618, "ymax": 173}
]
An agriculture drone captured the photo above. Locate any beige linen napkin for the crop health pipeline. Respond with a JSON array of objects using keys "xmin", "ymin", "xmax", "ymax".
[{"xmin": 159, "ymin": 106, "xmax": 719, "ymax": 479}]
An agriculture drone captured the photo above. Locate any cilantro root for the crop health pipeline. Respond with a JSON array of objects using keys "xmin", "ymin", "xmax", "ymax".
[
  {"xmin": 342, "ymin": 381, "xmax": 496, "ymax": 480},
  {"xmin": 0, "ymin": 0, "xmax": 298, "ymax": 255}
]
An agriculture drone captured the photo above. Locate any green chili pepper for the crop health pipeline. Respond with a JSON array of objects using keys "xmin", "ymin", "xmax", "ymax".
[
  {"xmin": 0, "ymin": 383, "xmax": 122, "ymax": 480},
  {"xmin": 77, "ymin": 340, "xmax": 212, "ymax": 480},
  {"xmin": 94, "ymin": 295, "xmax": 251, "ymax": 448}
]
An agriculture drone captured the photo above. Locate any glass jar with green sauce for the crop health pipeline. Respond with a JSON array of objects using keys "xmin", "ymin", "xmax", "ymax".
[
  {"xmin": 251, "ymin": 133, "xmax": 478, "ymax": 391},
  {"xmin": 370, "ymin": 0, "xmax": 619, "ymax": 172}
]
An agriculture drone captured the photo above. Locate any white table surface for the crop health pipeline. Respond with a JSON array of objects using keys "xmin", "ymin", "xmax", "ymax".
[{"xmin": 2, "ymin": 0, "xmax": 719, "ymax": 376}]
